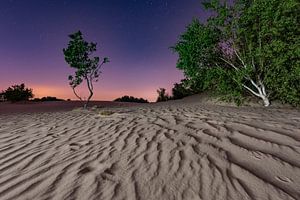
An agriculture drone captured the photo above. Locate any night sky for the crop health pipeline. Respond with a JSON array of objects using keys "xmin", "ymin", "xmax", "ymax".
[{"xmin": 0, "ymin": 0, "xmax": 210, "ymax": 102}]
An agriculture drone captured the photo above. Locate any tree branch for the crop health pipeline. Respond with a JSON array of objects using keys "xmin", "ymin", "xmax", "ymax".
[
  {"xmin": 233, "ymin": 49, "xmax": 247, "ymax": 68},
  {"xmin": 85, "ymin": 76, "xmax": 94, "ymax": 108},
  {"xmin": 90, "ymin": 60, "xmax": 105, "ymax": 79},
  {"xmin": 259, "ymin": 79, "xmax": 266, "ymax": 96},
  {"xmin": 220, "ymin": 57, "xmax": 239, "ymax": 71},
  {"xmin": 242, "ymin": 84, "xmax": 261, "ymax": 98},
  {"xmin": 249, "ymin": 79, "xmax": 262, "ymax": 95}
]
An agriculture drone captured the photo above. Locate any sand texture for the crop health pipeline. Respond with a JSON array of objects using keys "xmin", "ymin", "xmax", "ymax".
[{"xmin": 0, "ymin": 100, "xmax": 300, "ymax": 200}]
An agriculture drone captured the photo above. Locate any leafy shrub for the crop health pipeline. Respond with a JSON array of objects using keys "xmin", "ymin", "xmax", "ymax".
[
  {"xmin": 2, "ymin": 83, "xmax": 33, "ymax": 102},
  {"xmin": 156, "ymin": 88, "xmax": 170, "ymax": 102},
  {"xmin": 114, "ymin": 95, "xmax": 149, "ymax": 103},
  {"xmin": 171, "ymin": 79, "xmax": 195, "ymax": 100}
]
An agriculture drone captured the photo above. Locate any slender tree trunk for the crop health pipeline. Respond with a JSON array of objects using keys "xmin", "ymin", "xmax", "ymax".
[
  {"xmin": 72, "ymin": 87, "xmax": 83, "ymax": 101},
  {"xmin": 262, "ymin": 96, "xmax": 270, "ymax": 107},
  {"xmin": 72, "ymin": 87, "xmax": 88, "ymax": 108},
  {"xmin": 84, "ymin": 77, "xmax": 94, "ymax": 109}
]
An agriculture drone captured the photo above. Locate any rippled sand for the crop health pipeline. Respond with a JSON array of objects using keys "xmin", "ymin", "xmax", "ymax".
[{"xmin": 0, "ymin": 100, "xmax": 300, "ymax": 200}]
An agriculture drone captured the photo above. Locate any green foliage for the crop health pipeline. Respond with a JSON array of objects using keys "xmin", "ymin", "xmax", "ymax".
[
  {"xmin": 63, "ymin": 31, "xmax": 109, "ymax": 108},
  {"xmin": 171, "ymin": 18, "xmax": 244, "ymax": 104},
  {"xmin": 239, "ymin": 0, "xmax": 300, "ymax": 105},
  {"xmin": 171, "ymin": 19, "xmax": 221, "ymax": 83},
  {"xmin": 172, "ymin": 0, "xmax": 300, "ymax": 106},
  {"xmin": 2, "ymin": 83, "xmax": 33, "ymax": 102},
  {"xmin": 156, "ymin": 88, "xmax": 170, "ymax": 102},
  {"xmin": 114, "ymin": 96, "xmax": 149, "ymax": 103}
]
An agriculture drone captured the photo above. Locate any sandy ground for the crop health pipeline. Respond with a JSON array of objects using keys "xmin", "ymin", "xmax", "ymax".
[
  {"xmin": 0, "ymin": 98, "xmax": 300, "ymax": 200},
  {"xmin": 0, "ymin": 101, "xmax": 140, "ymax": 115}
]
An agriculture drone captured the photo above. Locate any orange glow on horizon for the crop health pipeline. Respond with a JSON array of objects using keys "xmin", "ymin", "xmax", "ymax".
[{"xmin": 30, "ymin": 85, "xmax": 159, "ymax": 102}]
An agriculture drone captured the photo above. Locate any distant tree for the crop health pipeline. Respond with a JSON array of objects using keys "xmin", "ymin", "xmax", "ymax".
[
  {"xmin": 0, "ymin": 92, "xmax": 5, "ymax": 102},
  {"xmin": 2, "ymin": 83, "xmax": 33, "ymax": 102},
  {"xmin": 63, "ymin": 31, "xmax": 109, "ymax": 108},
  {"xmin": 171, "ymin": 80, "xmax": 194, "ymax": 100},
  {"xmin": 156, "ymin": 88, "xmax": 170, "ymax": 102},
  {"xmin": 114, "ymin": 95, "xmax": 149, "ymax": 103},
  {"xmin": 32, "ymin": 96, "xmax": 64, "ymax": 102}
]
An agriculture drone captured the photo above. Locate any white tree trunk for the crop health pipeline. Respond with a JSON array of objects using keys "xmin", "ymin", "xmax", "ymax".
[
  {"xmin": 262, "ymin": 96, "xmax": 270, "ymax": 107},
  {"xmin": 221, "ymin": 51, "xmax": 271, "ymax": 107},
  {"xmin": 242, "ymin": 78, "xmax": 270, "ymax": 107}
]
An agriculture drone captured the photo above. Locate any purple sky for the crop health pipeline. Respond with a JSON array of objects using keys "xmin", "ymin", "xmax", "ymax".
[{"xmin": 0, "ymin": 0, "xmax": 210, "ymax": 102}]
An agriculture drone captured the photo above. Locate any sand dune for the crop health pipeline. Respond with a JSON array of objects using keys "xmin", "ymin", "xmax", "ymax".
[{"xmin": 0, "ymin": 100, "xmax": 300, "ymax": 200}]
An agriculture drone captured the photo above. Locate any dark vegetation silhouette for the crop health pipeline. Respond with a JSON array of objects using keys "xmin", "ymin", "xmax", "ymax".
[
  {"xmin": 0, "ymin": 92, "xmax": 5, "ymax": 102},
  {"xmin": 1, "ymin": 83, "xmax": 33, "ymax": 102},
  {"xmin": 155, "ymin": 79, "xmax": 196, "ymax": 102},
  {"xmin": 32, "ymin": 96, "xmax": 64, "ymax": 102},
  {"xmin": 171, "ymin": 79, "xmax": 195, "ymax": 100},
  {"xmin": 156, "ymin": 88, "xmax": 170, "ymax": 102},
  {"xmin": 63, "ymin": 31, "xmax": 109, "ymax": 108},
  {"xmin": 114, "ymin": 96, "xmax": 149, "ymax": 103},
  {"xmin": 172, "ymin": 0, "xmax": 300, "ymax": 106}
]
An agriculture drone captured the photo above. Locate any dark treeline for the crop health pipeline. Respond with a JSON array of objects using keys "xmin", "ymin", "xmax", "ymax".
[
  {"xmin": 114, "ymin": 96, "xmax": 149, "ymax": 103},
  {"xmin": 1, "ymin": 83, "xmax": 64, "ymax": 102},
  {"xmin": 156, "ymin": 79, "xmax": 197, "ymax": 102},
  {"xmin": 32, "ymin": 97, "xmax": 65, "ymax": 102}
]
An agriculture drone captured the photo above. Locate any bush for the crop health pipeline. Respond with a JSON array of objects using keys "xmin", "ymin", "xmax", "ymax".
[
  {"xmin": 171, "ymin": 79, "xmax": 196, "ymax": 100},
  {"xmin": 2, "ymin": 83, "xmax": 33, "ymax": 102},
  {"xmin": 156, "ymin": 88, "xmax": 170, "ymax": 102},
  {"xmin": 32, "ymin": 96, "xmax": 65, "ymax": 102},
  {"xmin": 0, "ymin": 92, "xmax": 5, "ymax": 102},
  {"xmin": 114, "ymin": 95, "xmax": 149, "ymax": 103}
]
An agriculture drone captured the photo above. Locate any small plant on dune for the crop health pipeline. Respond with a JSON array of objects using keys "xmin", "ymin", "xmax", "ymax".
[
  {"xmin": 2, "ymin": 83, "xmax": 34, "ymax": 102},
  {"xmin": 63, "ymin": 31, "xmax": 109, "ymax": 108},
  {"xmin": 100, "ymin": 110, "xmax": 114, "ymax": 116}
]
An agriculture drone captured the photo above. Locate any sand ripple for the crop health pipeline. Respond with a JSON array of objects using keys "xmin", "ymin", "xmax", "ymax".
[{"xmin": 0, "ymin": 103, "xmax": 300, "ymax": 200}]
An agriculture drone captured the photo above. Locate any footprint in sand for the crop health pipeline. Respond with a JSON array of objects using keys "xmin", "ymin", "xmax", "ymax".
[
  {"xmin": 79, "ymin": 162, "xmax": 118, "ymax": 182},
  {"xmin": 78, "ymin": 166, "xmax": 94, "ymax": 174},
  {"xmin": 46, "ymin": 133, "xmax": 59, "ymax": 138},
  {"xmin": 68, "ymin": 140, "xmax": 91, "ymax": 151},
  {"xmin": 47, "ymin": 126, "xmax": 57, "ymax": 131},
  {"xmin": 276, "ymin": 176, "xmax": 293, "ymax": 183},
  {"xmin": 252, "ymin": 151, "xmax": 263, "ymax": 160}
]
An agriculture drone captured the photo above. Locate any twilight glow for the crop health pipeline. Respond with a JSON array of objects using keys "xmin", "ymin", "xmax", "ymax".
[{"xmin": 0, "ymin": 0, "xmax": 209, "ymax": 102}]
